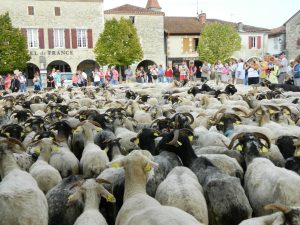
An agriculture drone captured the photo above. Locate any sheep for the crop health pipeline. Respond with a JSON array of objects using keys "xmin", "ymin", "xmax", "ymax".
[
  {"xmin": 29, "ymin": 138, "xmax": 62, "ymax": 193},
  {"xmin": 67, "ymin": 179, "xmax": 116, "ymax": 225},
  {"xmin": 155, "ymin": 166, "xmax": 209, "ymax": 224},
  {"xmin": 225, "ymin": 132, "xmax": 300, "ymax": 216},
  {"xmin": 157, "ymin": 130, "xmax": 252, "ymax": 225},
  {"xmin": 47, "ymin": 175, "xmax": 84, "ymax": 225},
  {"xmin": 0, "ymin": 137, "xmax": 48, "ymax": 225},
  {"xmin": 239, "ymin": 204, "xmax": 300, "ymax": 225},
  {"xmin": 106, "ymin": 150, "xmax": 204, "ymax": 225},
  {"xmin": 75, "ymin": 121, "xmax": 109, "ymax": 177},
  {"xmin": 114, "ymin": 126, "xmax": 139, "ymax": 153}
]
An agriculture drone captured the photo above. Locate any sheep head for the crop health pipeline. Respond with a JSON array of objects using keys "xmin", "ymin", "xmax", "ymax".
[
  {"xmin": 0, "ymin": 137, "xmax": 26, "ymax": 155},
  {"xmin": 265, "ymin": 204, "xmax": 300, "ymax": 225}
]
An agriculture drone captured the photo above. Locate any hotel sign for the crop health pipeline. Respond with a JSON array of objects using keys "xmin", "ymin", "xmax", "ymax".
[{"xmin": 29, "ymin": 50, "xmax": 74, "ymax": 56}]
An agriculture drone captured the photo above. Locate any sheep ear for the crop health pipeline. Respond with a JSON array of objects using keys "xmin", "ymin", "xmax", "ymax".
[
  {"xmin": 107, "ymin": 158, "xmax": 124, "ymax": 169},
  {"xmin": 144, "ymin": 160, "xmax": 159, "ymax": 173},
  {"xmin": 99, "ymin": 186, "xmax": 116, "ymax": 203},
  {"xmin": 130, "ymin": 137, "xmax": 139, "ymax": 145},
  {"xmin": 67, "ymin": 190, "xmax": 83, "ymax": 207}
]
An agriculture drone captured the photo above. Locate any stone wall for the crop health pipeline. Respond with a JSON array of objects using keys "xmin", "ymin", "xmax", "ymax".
[
  {"xmin": 0, "ymin": 0, "xmax": 104, "ymax": 72},
  {"xmin": 105, "ymin": 13, "xmax": 166, "ymax": 70},
  {"xmin": 286, "ymin": 12, "xmax": 300, "ymax": 60}
]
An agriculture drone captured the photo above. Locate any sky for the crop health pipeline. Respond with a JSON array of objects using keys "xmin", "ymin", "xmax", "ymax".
[{"xmin": 104, "ymin": 0, "xmax": 299, "ymax": 29}]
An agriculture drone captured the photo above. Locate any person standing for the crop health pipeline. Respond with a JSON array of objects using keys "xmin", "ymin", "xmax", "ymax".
[
  {"xmin": 277, "ymin": 52, "xmax": 288, "ymax": 84},
  {"xmin": 54, "ymin": 70, "xmax": 61, "ymax": 88},
  {"xmin": 243, "ymin": 62, "xmax": 250, "ymax": 85},
  {"xmin": 173, "ymin": 64, "xmax": 180, "ymax": 81},
  {"xmin": 151, "ymin": 65, "xmax": 158, "ymax": 83},
  {"xmin": 105, "ymin": 68, "xmax": 112, "ymax": 82},
  {"xmin": 110, "ymin": 67, "xmax": 119, "ymax": 85},
  {"xmin": 293, "ymin": 56, "xmax": 300, "ymax": 86},
  {"xmin": 247, "ymin": 61, "xmax": 260, "ymax": 85},
  {"xmin": 158, "ymin": 65, "xmax": 165, "ymax": 83},
  {"xmin": 47, "ymin": 71, "xmax": 55, "ymax": 89},
  {"xmin": 201, "ymin": 61, "xmax": 211, "ymax": 82},
  {"xmin": 81, "ymin": 71, "xmax": 88, "ymax": 86},
  {"xmin": 72, "ymin": 73, "xmax": 79, "ymax": 87},
  {"xmin": 10, "ymin": 74, "xmax": 20, "ymax": 93},
  {"xmin": 4, "ymin": 73, "xmax": 12, "ymax": 90},
  {"xmin": 125, "ymin": 66, "xmax": 134, "ymax": 83},
  {"xmin": 19, "ymin": 72, "xmax": 27, "ymax": 92},
  {"xmin": 33, "ymin": 73, "xmax": 41, "ymax": 91},
  {"xmin": 92, "ymin": 68, "xmax": 101, "ymax": 86},
  {"xmin": 222, "ymin": 63, "xmax": 230, "ymax": 83},
  {"xmin": 215, "ymin": 60, "xmax": 224, "ymax": 85},
  {"xmin": 189, "ymin": 62, "xmax": 197, "ymax": 82},
  {"xmin": 235, "ymin": 59, "xmax": 245, "ymax": 84},
  {"xmin": 179, "ymin": 61, "xmax": 189, "ymax": 81},
  {"xmin": 164, "ymin": 64, "xmax": 173, "ymax": 83}
]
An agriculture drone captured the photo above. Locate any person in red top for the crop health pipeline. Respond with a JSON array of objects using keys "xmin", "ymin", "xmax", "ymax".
[
  {"xmin": 4, "ymin": 73, "xmax": 12, "ymax": 90},
  {"xmin": 72, "ymin": 73, "xmax": 79, "ymax": 87},
  {"xmin": 164, "ymin": 64, "xmax": 173, "ymax": 83}
]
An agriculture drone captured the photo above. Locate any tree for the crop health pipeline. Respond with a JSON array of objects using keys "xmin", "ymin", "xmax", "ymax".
[
  {"xmin": 0, "ymin": 12, "xmax": 30, "ymax": 74},
  {"xmin": 94, "ymin": 18, "xmax": 143, "ymax": 67},
  {"xmin": 198, "ymin": 22, "xmax": 241, "ymax": 64}
]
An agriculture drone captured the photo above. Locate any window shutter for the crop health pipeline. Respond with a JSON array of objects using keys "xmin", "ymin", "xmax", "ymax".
[
  {"xmin": 248, "ymin": 36, "xmax": 252, "ymax": 49},
  {"xmin": 183, "ymin": 38, "xmax": 190, "ymax": 53},
  {"xmin": 38, "ymin": 28, "xmax": 44, "ymax": 49},
  {"xmin": 87, "ymin": 29, "xmax": 93, "ymax": 48},
  {"xmin": 21, "ymin": 28, "xmax": 27, "ymax": 38},
  {"xmin": 48, "ymin": 28, "xmax": 54, "ymax": 49},
  {"xmin": 65, "ymin": 29, "xmax": 70, "ymax": 49},
  {"xmin": 257, "ymin": 36, "xmax": 262, "ymax": 49},
  {"xmin": 71, "ymin": 29, "xmax": 77, "ymax": 49}
]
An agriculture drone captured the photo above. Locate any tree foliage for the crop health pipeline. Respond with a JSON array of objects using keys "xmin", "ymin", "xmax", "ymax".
[
  {"xmin": 0, "ymin": 12, "xmax": 30, "ymax": 74},
  {"xmin": 94, "ymin": 18, "xmax": 143, "ymax": 66},
  {"xmin": 198, "ymin": 22, "xmax": 241, "ymax": 64}
]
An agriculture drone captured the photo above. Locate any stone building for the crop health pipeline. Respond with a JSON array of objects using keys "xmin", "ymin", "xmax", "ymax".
[
  {"xmin": 285, "ymin": 10, "xmax": 300, "ymax": 60},
  {"xmin": 0, "ymin": 0, "xmax": 104, "ymax": 83},
  {"xmin": 268, "ymin": 26, "xmax": 286, "ymax": 56},
  {"xmin": 104, "ymin": 0, "xmax": 166, "ymax": 71},
  {"xmin": 165, "ymin": 13, "xmax": 270, "ymax": 66}
]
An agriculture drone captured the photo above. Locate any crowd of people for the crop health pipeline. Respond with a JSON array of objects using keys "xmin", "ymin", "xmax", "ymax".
[{"xmin": 1, "ymin": 53, "xmax": 299, "ymax": 95}]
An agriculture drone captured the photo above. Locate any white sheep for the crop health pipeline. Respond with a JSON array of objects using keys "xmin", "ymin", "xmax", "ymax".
[
  {"xmin": 155, "ymin": 166, "xmax": 209, "ymax": 224},
  {"xmin": 109, "ymin": 150, "xmax": 204, "ymax": 225},
  {"xmin": 67, "ymin": 179, "xmax": 116, "ymax": 225},
  {"xmin": 29, "ymin": 138, "xmax": 62, "ymax": 193},
  {"xmin": 76, "ymin": 121, "xmax": 109, "ymax": 177},
  {"xmin": 0, "ymin": 137, "xmax": 48, "ymax": 225}
]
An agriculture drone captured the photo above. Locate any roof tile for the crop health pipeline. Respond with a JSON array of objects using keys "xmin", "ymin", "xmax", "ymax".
[{"xmin": 104, "ymin": 4, "xmax": 164, "ymax": 16}]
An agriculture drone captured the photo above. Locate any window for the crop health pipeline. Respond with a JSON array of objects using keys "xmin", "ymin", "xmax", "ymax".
[
  {"xmin": 192, "ymin": 38, "xmax": 199, "ymax": 51},
  {"xmin": 77, "ymin": 29, "xmax": 87, "ymax": 48},
  {"xmin": 54, "ymin": 7, "xmax": 61, "ymax": 16},
  {"xmin": 27, "ymin": 28, "xmax": 38, "ymax": 48},
  {"xmin": 297, "ymin": 24, "xmax": 300, "ymax": 34},
  {"xmin": 251, "ymin": 36, "xmax": 257, "ymax": 48},
  {"xmin": 274, "ymin": 38, "xmax": 278, "ymax": 50},
  {"xmin": 182, "ymin": 38, "xmax": 190, "ymax": 53},
  {"xmin": 54, "ymin": 29, "xmax": 64, "ymax": 48},
  {"xmin": 28, "ymin": 6, "xmax": 34, "ymax": 15},
  {"xmin": 129, "ymin": 16, "xmax": 135, "ymax": 24}
]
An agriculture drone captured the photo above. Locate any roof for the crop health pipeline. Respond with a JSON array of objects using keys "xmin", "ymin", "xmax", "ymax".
[
  {"xmin": 164, "ymin": 17, "xmax": 270, "ymax": 35},
  {"xmin": 104, "ymin": 4, "xmax": 164, "ymax": 16},
  {"xmin": 269, "ymin": 26, "xmax": 286, "ymax": 37},
  {"xmin": 146, "ymin": 0, "xmax": 162, "ymax": 9},
  {"xmin": 284, "ymin": 10, "xmax": 300, "ymax": 25}
]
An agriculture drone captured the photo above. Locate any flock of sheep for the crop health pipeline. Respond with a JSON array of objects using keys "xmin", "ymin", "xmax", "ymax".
[{"xmin": 0, "ymin": 79, "xmax": 300, "ymax": 225}]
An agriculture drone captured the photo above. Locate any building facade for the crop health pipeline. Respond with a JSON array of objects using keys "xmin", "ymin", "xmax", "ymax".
[
  {"xmin": 104, "ymin": 2, "xmax": 166, "ymax": 71},
  {"xmin": 0, "ymin": 0, "xmax": 104, "ymax": 82},
  {"xmin": 268, "ymin": 26, "xmax": 285, "ymax": 56},
  {"xmin": 285, "ymin": 10, "xmax": 300, "ymax": 60},
  {"xmin": 165, "ymin": 14, "xmax": 270, "ymax": 66}
]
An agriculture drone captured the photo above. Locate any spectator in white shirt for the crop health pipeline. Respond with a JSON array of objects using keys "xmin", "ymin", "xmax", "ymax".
[{"xmin": 235, "ymin": 59, "xmax": 245, "ymax": 84}]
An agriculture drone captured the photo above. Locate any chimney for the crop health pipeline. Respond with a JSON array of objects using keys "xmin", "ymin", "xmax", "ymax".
[
  {"xmin": 237, "ymin": 22, "xmax": 244, "ymax": 32},
  {"xmin": 146, "ymin": 0, "xmax": 162, "ymax": 12},
  {"xmin": 198, "ymin": 12, "xmax": 206, "ymax": 25}
]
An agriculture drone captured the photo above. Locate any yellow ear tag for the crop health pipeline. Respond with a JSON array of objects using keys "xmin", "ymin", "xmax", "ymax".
[
  {"xmin": 295, "ymin": 150, "xmax": 300, "ymax": 157},
  {"xmin": 74, "ymin": 127, "xmax": 81, "ymax": 133},
  {"xmin": 269, "ymin": 109, "xmax": 275, "ymax": 114},
  {"xmin": 219, "ymin": 122, "xmax": 224, "ymax": 125},
  {"xmin": 236, "ymin": 145, "xmax": 243, "ymax": 151},
  {"xmin": 154, "ymin": 132, "xmax": 159, "ymax": 137},
  {"xmin": 134, "ymin": 138, "xmax": 139, "ymax": 145},
  {"xmin": 260, "ymin": 146, "xmax": 269, "ymax": 153},
  {"xmin": 21, "ymin": 132, "xmax": 25, "ymax": 137},
  {"xmin": 4, "ymin": 132, "xmax": 10, "ymax": 137},
  {"xmin": 52, "ymin": 145, "xmax": 59, "ymax": 153},
  {"xmin": 25, "ymin": 126, "xmax": 31, "ymax": 132},
  {"xmin": 234, "ymin": 121, "xmax": 241, "ymax": 125},
  {"xmin": 188, "ymin": 136, "xmax": 193, "ymax": 142},
  {"xmin": 111, "ymin": 162, "xmax": 121, "ymax": 169},
  {"xmin": 68, "ymin": 194, "xmax": 74, "ymax": 201},
  {"xmin": 283, "ymin": 109, "xmax": 290, "ymax": 115},
  {"xmin": 144, "ymin": 163, "xmax": 152, "ymax": 173},
  {"xmin": 106, "ymin": 193, "xmax": 116, "ymax": 203},
  {"xmin": 177, "ymin": 141, "xmax": 182, "ymax": 146},
  {"xmin": 95, "ymin": 127, "xmax": 101, "ymax": 132},
  {"xmin": 59, "ymin": 116, "xmax": 62, "ymax": 119},
  {"xmin": 40, "ymin": 124, "xmax": 44, "ymax": 128},
  {"xmin": 34, "ymin": 146, "xmax": 41, "ymax": 154}
]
